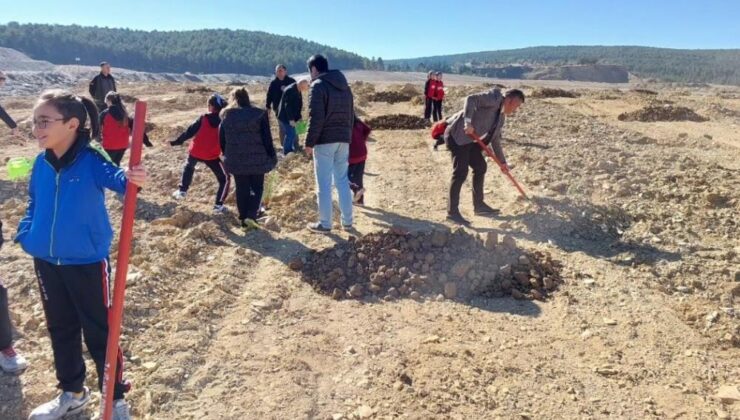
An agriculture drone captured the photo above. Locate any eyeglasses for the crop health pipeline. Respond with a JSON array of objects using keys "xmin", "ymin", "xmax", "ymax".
[{"xmin": 32, "ymin": 118, "xmax": 65, "ymax": 129}]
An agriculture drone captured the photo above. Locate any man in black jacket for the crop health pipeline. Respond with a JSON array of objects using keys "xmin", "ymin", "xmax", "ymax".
[
  {"xmin": 304, "ymin": 54, "xmax": 355, "ymax": 232},
  {"xmin": 88, "ymin": 62, "xmax": 117, "ymax": 112},
  {"xmin": 266, "ymin": 64, "xmax": 296, "ymax": 146},
  {"xmin": 277, "ymin": 79, "xmax": 309, "ymax": 154}
]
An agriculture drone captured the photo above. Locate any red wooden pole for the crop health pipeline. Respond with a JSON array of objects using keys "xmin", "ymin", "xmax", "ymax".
[
  {"xmin": 467, "ymin": 132, "xmax": 528, "ymax": 199},
  {"xmin": 101, "ymin": 101, "xmax": 147, "ymax": 419}
]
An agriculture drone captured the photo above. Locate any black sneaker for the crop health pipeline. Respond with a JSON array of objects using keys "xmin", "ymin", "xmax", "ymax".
[
  {"xmin": 474, "ymin": 204, "xmax": 501, "ymax": 216},
  {"xmin": 446, "ymin": 212, "xmax": 471, "ymax": 226},
  {"xmin": 307, "ymin": 222, "xmax": 331, "ymax": 233}
]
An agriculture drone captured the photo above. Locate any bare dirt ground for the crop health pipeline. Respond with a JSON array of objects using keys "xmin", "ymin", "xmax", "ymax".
[{"xmin": 0, "ymin": 77, "xmax": 738, "ymax": 419}]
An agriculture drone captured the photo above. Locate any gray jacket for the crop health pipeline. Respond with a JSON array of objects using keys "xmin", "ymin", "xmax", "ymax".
[
  {"xmin": 445, "ymin": 88, "xmax": 507, "ymax": 164},
  {"xmin": 306, "ymin": 70, "xmax": 354, "ymax": 148}
]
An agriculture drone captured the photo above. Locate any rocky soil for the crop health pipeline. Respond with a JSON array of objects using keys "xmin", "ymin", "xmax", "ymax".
[{"xmin": 0, "ymin": 76, "xmax": 738, "ymax": 419}]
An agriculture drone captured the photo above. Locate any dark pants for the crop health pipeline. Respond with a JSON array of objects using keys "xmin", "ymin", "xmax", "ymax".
[
  {"xmin": 233, "ymin": 174, "xmax": 264, "ymax": 221},
  {"xmin": 448, "ymin": 140, "xmax": 487, "ymax": 215},
  {"xmin": 424, "ymin": 98, "xmax": 432, "ymax": 119},
  {"xmin": 178, "ymin": 155, "xmax": 230, "ymax": 206},
  {"xmin": 34, "ymin": 258, "xmax": 128, "ymax": 400},
  {"xmin": 348, "ymin": 161, "xmax": 366, "ymax": 204},
  {"xmin": 105, "ymin": 149, "xmax": 126, "ymax": 167},
  {"xmin": 95, "ymin": 101, "xmax": 108, "ymax": 113},
  {"xmin": 432, "ymin": 100, "xmax": 443, "ymax": 122},
  {"xmin": 0, "ymin": 280, "xmax": 13, "ymax": 350}
]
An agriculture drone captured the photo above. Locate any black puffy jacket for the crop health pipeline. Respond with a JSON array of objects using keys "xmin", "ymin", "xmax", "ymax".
[
  {"xmin": 277, "ymin": 82, "xmax": 303, "ymax": 123},
  {"xmin": 305, "ymin": 70, "xmax": 354, "ymax": 148},
  {"xmin": 219, "ymin": 106, "xmax": 277, "ymax": 175}
]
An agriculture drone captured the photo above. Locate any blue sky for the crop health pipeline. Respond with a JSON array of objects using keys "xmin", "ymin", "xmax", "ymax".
[{"xmin": 2, "ymin": 0, "xmax": 738, "ymax": 59}]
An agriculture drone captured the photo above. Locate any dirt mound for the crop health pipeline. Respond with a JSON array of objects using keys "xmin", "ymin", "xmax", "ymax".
[
  {"xmin": 702, "ymin": 103, "xmax": 740, "ymax": 119},
  {"xmin": 399, "ymin": 83, "xmax": 420, "ymax": 95},
  {"xmin": 351, "ymin": 81, "xmax": 375, "ymax": 98},
  {"xmin": 184, "ymin": 85, "xmax": 214, "ymax": 94},
  {"xmin": 618, "ymin": 105, "xmax": 709, "ymax": 122},
  {"xmin": 297, "ymin": 228, "xmax": 563, "ymax": 302},
  {"xmin": 530, "ymin": 87, "xmax": 581, "ymax": 99},
  {"xmin": 263, "ymin": 153, "xmax": 324, "ymax": 232},
  {"xmin": 589, "ymin": 89, "xmax": 623, "ymax": 100},
  {"xmin": 366, "ymin": 114, "xmax": 431, "ymax": 130},
  {"xmin": 630, "ymin": 88, "xmax": 658, "ymax": 95},
  {"xmin": 368, "ymin": 90, "xmax": 414, "ymax": 104}
]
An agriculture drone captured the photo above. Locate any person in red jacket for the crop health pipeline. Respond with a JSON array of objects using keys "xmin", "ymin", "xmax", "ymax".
[
  {"xmin": 349, "ymin": 115, "xmax": 371, "ymax": 205},
  {"xmin": 170, "ymin": 94, "xmax": 231, "ymax": 214},
  {"xmin": 423, "ymin": 71, "xmax": 434, "ymax": 120},
  {"xmin": 426, "ymin": 72, "xmax": 438, "ymax": 121},
  {"xmin": 98, "ymin": 92, "xmax": 153, "ymax": 165},
  {"xmin": 432, "ymin": 72, "xmax": 445, "ymax": 122}
]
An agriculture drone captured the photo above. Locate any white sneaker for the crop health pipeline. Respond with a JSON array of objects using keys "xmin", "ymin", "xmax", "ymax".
[
  {"xmin": 113, "ymin": 399, "xmax": 131, "ymax": 420},
  {"xmin": 0, "ymin": 347, "xmax": 28, "ymax": 374},
  {"xmin": 212, "ymin": 204, "xmax": 226, "ymax": 214},
  {"xmin": 353, "ymin": 188, "xmax": 365, "ymax": 204},
  {"xmin": 28, "ymin": 387, "xmax": 90, "ymax": 420},
  {"xmin": 172, "ymin": 190, "xmax": 187, "ymax": 200}
]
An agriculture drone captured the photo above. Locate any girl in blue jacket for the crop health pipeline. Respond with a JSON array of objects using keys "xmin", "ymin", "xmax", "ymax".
[{"xmin": 16, "ymin": 90, "xmax": 147, "ymax": 420}]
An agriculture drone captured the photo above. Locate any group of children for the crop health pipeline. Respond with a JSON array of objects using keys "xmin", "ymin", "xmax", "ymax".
[
  {"xmin": 0, "ymin": 69, "xmax": 374, "ymax": 418},
  {"xmin": 423, "ymin": 71, "xmax": 445, "ymax": 122}
]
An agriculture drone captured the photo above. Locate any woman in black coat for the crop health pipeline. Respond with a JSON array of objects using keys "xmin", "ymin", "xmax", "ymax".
[{"xmin": 219, "ymin": 87, "xmax": 277, "ymax": 230}]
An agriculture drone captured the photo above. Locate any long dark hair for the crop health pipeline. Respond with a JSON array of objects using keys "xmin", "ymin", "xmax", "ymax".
[
  {"xmin": 105, "ymin": 91, "xmax": 129, "ymax": 127},
  {"xmin": 36, "ymin": 89, "xmax": 100, "ymax": 138},
  {"xmin": 228, "ymin": 87, "xmax": 251, "ymax": 108}
]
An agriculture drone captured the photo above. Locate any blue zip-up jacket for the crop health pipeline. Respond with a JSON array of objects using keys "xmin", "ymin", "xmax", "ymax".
[{"xmin": 15, "ymin": 135, "xmax": 128, "ymax": 265}]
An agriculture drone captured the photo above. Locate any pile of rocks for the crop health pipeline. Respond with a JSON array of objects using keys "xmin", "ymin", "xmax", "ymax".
[
  {"xmin": 366, "ymin": 114, "xmax": 432, "ymax": 130},
  {"xmin": 618, "ymin": 105, "xmax": 709, "ymax": 122},
  {"xmin": 530, "ymin": 88, "xmax": 581, "ymax": 99},
  {"xmin": 369, "ymin": 91, "xmax": 415, "ymax": 104},
  {"xmin": 296, "ymin": 228, "xmax": 563, "ymax": 302}
]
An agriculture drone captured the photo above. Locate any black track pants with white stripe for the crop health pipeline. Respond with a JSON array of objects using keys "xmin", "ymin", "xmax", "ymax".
[
  {"xmin": 33, "ymin": 258, "xmax": 128, "ymax": 400},
  {"xmin": 178, "ymin": 155, "xmax": 231, "ymax": 206}
]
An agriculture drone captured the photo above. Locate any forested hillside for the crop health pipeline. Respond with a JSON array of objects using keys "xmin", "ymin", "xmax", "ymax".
[{"xmin": 0, "ymin": 22, "xmax": 370, "ymax": 74}]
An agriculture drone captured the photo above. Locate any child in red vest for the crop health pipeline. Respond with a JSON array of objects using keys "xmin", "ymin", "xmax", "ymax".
[
  {"xmin": 98, "ymin": 92, "xmax": 152, "ymax": 166},
  {"xmin": 349, "ymin": 116, "xmax": 371, "ymax": 205},
  {"xmin": 426, "ymin": 72, "xmax": 438, "ymax": 121},
  {"xmin": 170, "ymin": 94, "xmax": 230, "ymax": 214},
  {"xmin": 432, "ymin": 72, "xmax": 445, "ymax": 122},
  {"xmin": 423, "ymin": 71, "xmax": 434, "ymax": 120}
]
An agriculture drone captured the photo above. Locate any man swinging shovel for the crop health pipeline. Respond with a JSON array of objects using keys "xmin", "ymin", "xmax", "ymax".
[{"xmin": 443, "ymin": 88, "xmax": 525, "ymax": 225}]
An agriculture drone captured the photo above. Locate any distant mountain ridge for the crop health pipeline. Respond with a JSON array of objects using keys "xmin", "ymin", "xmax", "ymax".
[
  {"xmin": 387, "ymin": 46, "xmax": 740, "ymax": 85},
  {"xmin": 2, "ymin": 23, "xmax": 737, "ymax": 85}
]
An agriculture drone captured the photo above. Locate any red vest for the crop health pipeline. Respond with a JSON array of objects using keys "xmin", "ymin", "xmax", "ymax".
[
  {"xmin": 426, "ymin": 80, "xmax": 438, "ymax": 98},
  {"xmin": 189, "ymin": 115, "xmax": 221, "ymax": 160},
  {"xmin": 349, "ymin": 119, "xmax": 371, "ymax": 164},
  {"xmin": 435, "ymin": 81, "xmax": 445, "ymax": 101},
  {"xmin": 101, "ymin": 113, "xmax": 130, "ymax": 150}
]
